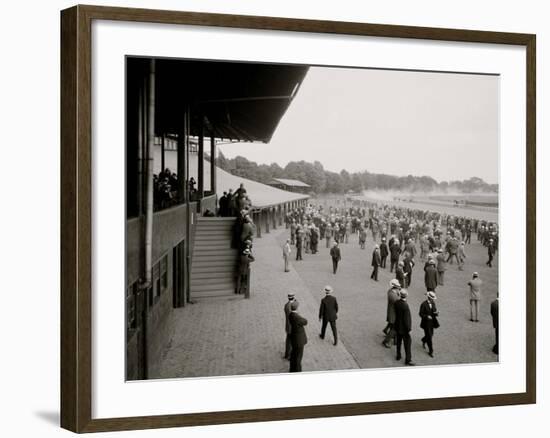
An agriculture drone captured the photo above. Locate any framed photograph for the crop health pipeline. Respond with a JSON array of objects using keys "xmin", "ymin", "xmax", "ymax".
[{"xmin": 60, "ymin": 4, "xmax": 536, "ymax": 433}]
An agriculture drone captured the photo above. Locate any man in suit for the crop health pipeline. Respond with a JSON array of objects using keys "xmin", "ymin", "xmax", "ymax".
[
  {"xmin": 424, "ymin": 259, "xmax": 438, "ymax": 292},
  {"xmin": 283, "ymin": 293, "xmax": 297, "ymax": 360},
  {"xmin": 491, "ymin": 296, "xmax": 499, "ymax": 354},
  {"xmin": 236, "ymin": 248, "xmax": 254, "ymax": 295},
  {"xmin": 389, "ymin": 239, "xmax": 401, "ymax": 273},
  {"xmin": 380, "ymin": 237, "xmax": 389, "ymax": 268},
  {"xmin": 468, "ymin": 272, "xmax": 483, "ymax": 322},
  {"xmin": 283, "ymin": 239, "xmax": 292, "ymax": 272},
  {"xmin": 419, "ymin": 291, "xmax": 439, "ymax": 358},
  {"xmin": 289, "ymin": 300, "xmax": 308, "ymax": 372},
  {"xmin": 394, "ymin": 289, "xmax": 415, "ymax": 365},
  {"xmin": 382, "ymin": 279, "xmax": 401, "ymax": 348},
  {"xmin": 319, "ymin": 285, "xmax": 339, "ymax": 345},
  {"xmin": 330, "ymin": 241, "xmax": 342, "ymax": 274},
  {"xmin": 218, "ymin": 191, "xmax": 228, "ymax": 216},
  {"xmin": 436, "ymin": 248, "xmax": 447, "ymax": 286},
  {"xmin": 370, "ymin": 245, "xmax": 381, "ymax": 281},
  {"xmin": 396, "ymin": 261, "xmax": 407, "ymax": 288},
  {"xmin": 487, "ymin": 238, "xmax": 496, "ymax": 267},
  {"xmin": 295, "ymin": 225, "xmax": 303, "ymax": 261},
  {"xmin": 403, "ymin": 252, "xmax": 415, "ymax": 287}
]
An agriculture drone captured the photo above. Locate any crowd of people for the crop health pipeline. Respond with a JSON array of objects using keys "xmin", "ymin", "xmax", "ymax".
[{"xmin": 282, "ymin": 199, "xmax": 499, "ymax": 372}]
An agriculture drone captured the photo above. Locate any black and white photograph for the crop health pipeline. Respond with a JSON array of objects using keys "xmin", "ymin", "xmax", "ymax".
[{"xmin": 125, "ymin": 57, "xmax": 500, "ymax": 380}]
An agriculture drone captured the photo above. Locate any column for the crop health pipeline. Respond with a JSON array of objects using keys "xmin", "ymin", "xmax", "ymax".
[
  {"xmin": 210, "ymin": 135, "xmax": 216, "ymax": 195},
  {"xmin": 198, "ymin": 118, "xmax": 204, "ymax": 198}
]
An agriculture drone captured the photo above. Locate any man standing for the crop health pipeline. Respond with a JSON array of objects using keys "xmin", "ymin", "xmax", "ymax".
[
  {"xmin": 289, "ymin": 300, "xmax": 308, "ymax": 372},
  {"xmin": 330, "ymin": 241, "xmax": 342, "ymax": 274},
  {"xmin": 283, "ymin": 239, "xmax": 292, "ymax": 272},
  {"xmin": 283, "ymin": 293, "xmax": 297, "ymax": 360},
  {"xmin": 491, "ymin": 295, "xmax": 499, "ymax": 354},
  {"xmin": 467, "ymin": 272, "xmax": 483, "ymax": 322},
  {"xmin": 436, "ymin": 249, "xmax": 447, "ymax": 286},
  {"xmin": 403, "ymin": 252, "xmax": 415, "ymax": 287},
  {"xmin": 380, "ymin": 237, "xmax": 389, "ymax": 268},
  {"xmin": 396, "ymin": 261, "xmax": 407, "ymax": 288},
  {"xmin": 419, "ymin": 291, "xmax": 439, "ymax": 358},
  {"xmin": 389, "ymin": 239, "xmax": 401, "ymax": 273},
  {"xmin": 319, "ymin": 285, "xmax": 339, "ymax": 345},
  {"xmin": 370, "ymin": 245, "xmax": 381, "ymax": 281},
  {"xmin": 424, "ymin": 259, "xmax": 438, "ymax": 292},
  {"xmin": 295, "ymin": 225, "xmax": 303, "ymax": 261},
  {"xmin": 487, "ymin": 238, "xmax": 496, "ymax": 267},
  {"xmin": 394, "ymin": 289, "xmax": 415, "ymax": 366},
  {"xmin": 236, "ymin": 248, "xmax": 254, "ymax": 295},
  {"xmin": 382, "ymin": 279, "xmax": 401, "ymax": 348},
  {"xmin": 218, "ymin": 191, "xmax": 228, "ymax": 216},
  {"xmin": 290, "ymin": 219, "xmax": 297, "ymax": 245}
]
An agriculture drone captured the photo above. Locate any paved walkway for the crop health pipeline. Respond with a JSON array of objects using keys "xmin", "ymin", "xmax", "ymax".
[{"xmin": 157, "ymin": 228, "xmax": 359, "ymax": 379}]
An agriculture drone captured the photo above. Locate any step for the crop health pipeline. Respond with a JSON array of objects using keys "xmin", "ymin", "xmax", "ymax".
[
  {"xmin": 194, "ymin": 248, "xmax": 238, "ymax": 255},
  {"xmin": 196, "ymin": 220, "xmax": 236, "ymax": 226},
  {"xmin": 195, "ymin": 228, "xmax": 233, "ymax": 234},
  {"xmin": 194, "ymin": 234, "xmax": 233, "ymax": 241},
  {"xmin": 191, "ymin": 294, "xmax": 244, "ymax": 302},
  {"xmin": 198, "ymin": 217, "xmax": 237, "ymax": 222},
  {"xmin": 191, "ymin": 278, "xmax": 236, "ymax": 287},
  {"xmin": 190, "ymin": 282, "xmax": 237, "ymax": 292},
  {"xmin": 193, "ymin": 253, "xmax": 237, "ymax": 261},
  {"xmin": 191, "ymin": 264, "xmax": 236, "ymax": 274},
  {"xmin": 191, "ymin": 260, "xmax": 238, "ymax": 270},
  {"xmin": 190, "ymin": 289, "xmax": 239, "ymax": 298},
  {"xmin": 192, "ymin": 271, "xmax": 236, "ymax": 280},
  {"xmin": 193, "ymin": 243, "xmax": 234, "ymax": 250}
]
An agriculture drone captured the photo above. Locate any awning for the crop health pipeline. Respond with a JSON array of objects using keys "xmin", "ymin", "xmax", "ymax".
[{"xmin": 127, "ymin": 58, "xmax": 309, "ymax": 143}]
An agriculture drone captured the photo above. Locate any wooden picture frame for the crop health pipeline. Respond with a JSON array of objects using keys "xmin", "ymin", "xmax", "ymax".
[{"xmin": 61, "ymin": 4, "xmax": 536, "ymax": 433}]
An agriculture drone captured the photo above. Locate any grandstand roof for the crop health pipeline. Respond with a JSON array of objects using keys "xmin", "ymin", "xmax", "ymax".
[
  {"xmin": 269, "ymin": 178, "xmax": 311, "ymax": 188},
  {"xmin": 187, "ymin": 155, "xmax": 309, "ymax": 208}
]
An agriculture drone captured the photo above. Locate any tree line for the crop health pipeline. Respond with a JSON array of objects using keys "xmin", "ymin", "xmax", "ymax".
[{"xmin": 216, "ymin": 152, "xmax": 498, "ymax": 194}]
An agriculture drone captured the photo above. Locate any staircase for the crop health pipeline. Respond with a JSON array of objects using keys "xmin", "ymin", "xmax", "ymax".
[{"xmin": 190, "ymin": 217, "xmax": 239, "ymax": 299}]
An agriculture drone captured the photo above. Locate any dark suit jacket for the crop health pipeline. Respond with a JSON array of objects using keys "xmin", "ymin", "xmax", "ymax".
[
  {"xmin": 419, "ymin": 300, "xmax": 439, "ymax": 329},
  {"xmin": 491, "ymin": 299, "xmax": 499, "ymax": 329},
  {"xmin": 330, "ymin": 247, "xmax": 341, "ymax": 260},
  {"xmin": 371, "ymin": 250, "xmax": 381, "ymax": 267},
  {"xmin": 284, "ymin": 300, "xmax": 297, "ymax": 334},
  {"xmin": 394, "ymin": 299, "xmax": 412, "ymax": 334},
  {"xmin": 289, "ymin": 312, "xmax": 308, "ymax": 347},
  {"xmin": 424, "ymin": 265, "xmax": 438, "ymax": 291},
  {"xmin": 319, "ymin": 294, "xmax": 338, "ymax": 321},
  {"xmin": 380, "ymin": 242, "xmax": 389, "ymax": 258}
]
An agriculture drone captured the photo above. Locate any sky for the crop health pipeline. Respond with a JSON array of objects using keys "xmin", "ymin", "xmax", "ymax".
[{"xmin": 218, "ymin": 66, "xmax": 499, "ymax": 184}]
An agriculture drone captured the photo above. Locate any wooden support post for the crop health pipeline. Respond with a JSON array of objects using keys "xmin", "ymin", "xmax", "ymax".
[
  {"xmin": 177, "ymin": 112, "xmax": 186, "ymax": 204},
  {"xmin": 161, "ymin": 135, "xmax": 165, "ymax": 173},
  {"xmin": 265, "ymin": 209, "xmax": 270, "ymax": 233},
  {"xmin": 210, "ymin": 135, "xmax": 216, "ymax": 195},
  {"xmin": 256, "ymin": 211, "xmax": 262, "ymax": 238},
  {"xmin": 198, "ymin": 119, "xmax": 204, "ymax": 198}
]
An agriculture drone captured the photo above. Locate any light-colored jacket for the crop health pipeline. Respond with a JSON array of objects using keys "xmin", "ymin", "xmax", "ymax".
[
  {"xmin": 468, "ymin": 278, "xmax": 483, "ymax": 300},
  {"xmin": 283, "ymin": 243, "xmax": 291, "ymax": 257}
]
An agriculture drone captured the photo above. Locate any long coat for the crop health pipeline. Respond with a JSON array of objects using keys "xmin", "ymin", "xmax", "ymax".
[
  {"xmin": 319, "ymin": 294, "xmax": 339, "ymax": 322},
  {"xmin": 289, "ymin": 312, "xmax": 308, "ymax": 347},
  {"xmin": 380, "ymin": 242, "xmax": 389, "ymax": 258},
  {"xmin": 386, "ymin": 287, "xmax": 400, "ymax": 323},
  {"xmin": 330, "ymin": 246, "xmax": 342, "ymax": 261},
  {"xmin": 371, "ymin": 250, "xmax": 381, "ymax": 267},
  {"xmin": 424, "ymin": 265, "xmax": 438, "ymax": 291},
  {"xmin": 394, "ymin": 299, "xmax": 412, "ymax": 335}
]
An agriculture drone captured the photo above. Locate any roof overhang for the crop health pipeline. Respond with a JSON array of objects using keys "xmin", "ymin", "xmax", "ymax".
[{"xmin": 127, "ymin": 58, "xmax": 309, "ymax": 143}]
